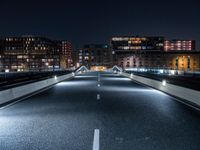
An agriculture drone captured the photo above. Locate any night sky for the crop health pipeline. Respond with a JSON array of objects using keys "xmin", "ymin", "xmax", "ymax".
[{"xmin": 0, "ymin": 0, "xmax": 200, "ymax": 48}]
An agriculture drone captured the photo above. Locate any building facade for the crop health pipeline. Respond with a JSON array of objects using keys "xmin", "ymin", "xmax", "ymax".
[
  {"xmin": 76, "ymin": 44, "xmax": 112, "ymax": 69},
  {"xmin": 116, "ymin": 51, "xmax": 200, "ymax": 72},
  {"xmin": 164, "ymin": 40, "xmax": 195, "ymax": 51},
  {"xmin": 111, "ymin": 36, "xmax": 164, "ymax": 52},
  {"xmin": 110, "ymin": 36, "xmax": 199, "ymax": 71},
  {"xmin": 61, "ymin": 41, "xmax": 73, "ymax": 68},
  {"xmin": 1, "ymin": 36, "xmax": 66, "ymax": 72}
]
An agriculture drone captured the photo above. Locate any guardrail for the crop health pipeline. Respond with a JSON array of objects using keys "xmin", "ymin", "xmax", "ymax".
[
  {"xmin": 125, "ymin": 68, "xmax": 200, "ymax": 77},
  {"xmin": 124, "ymin": 71, "xmax": 200, "ymax": 91},
  {"xmin": 122, "ymin": 72, "xmax": 200, "ymax": 108},
  {"xmin": 0, "ymin": 70, "xmax": 72, "ymax": 90},
  {"xmin": 0, "ymin": 73, "xmax": 74, "ymax": 106}
]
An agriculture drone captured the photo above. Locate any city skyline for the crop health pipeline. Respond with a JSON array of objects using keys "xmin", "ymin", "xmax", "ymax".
[
  {"xmin": 0, "ymin": 0, "xmax": 200, "ymax": 48},
  {"xmin": 0, "ymin": 35, "xmax": 198, "ymax": 49}
]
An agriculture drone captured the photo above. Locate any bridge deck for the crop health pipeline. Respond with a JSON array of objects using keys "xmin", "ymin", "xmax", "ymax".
[{"xmin": 0, "ymin": 71, "xmax": 200, "ymax": 150}]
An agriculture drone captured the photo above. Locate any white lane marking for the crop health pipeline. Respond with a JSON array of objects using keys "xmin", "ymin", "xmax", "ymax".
[
  {"xmin": 97, "ymin": 94, "xmax": 100, "ymax": 100},
  {"xmin": 93, "ymin": 129, "xmax": 100, "ymax": 150}
]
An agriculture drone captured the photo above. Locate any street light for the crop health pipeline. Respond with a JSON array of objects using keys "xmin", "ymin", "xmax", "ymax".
[
  {"xmin": 76, "ymin": 63, "xmax": 80, "ymax": 68},
  {"xmin": 130, "ymin": 73, "xmax": 133, "ymax": 78},
  {"xmin": 162, "ymin": 80, "xmax": 166, "ymax": 86}
]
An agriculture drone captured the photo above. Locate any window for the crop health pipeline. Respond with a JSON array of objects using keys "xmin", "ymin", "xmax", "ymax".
[{"xmin": 84, "ymin": 56, "xmax": 89, "ymax": 60}]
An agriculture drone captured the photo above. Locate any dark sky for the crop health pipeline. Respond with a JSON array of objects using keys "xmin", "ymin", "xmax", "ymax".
[{"xmin": 0, "ymin": 0, "xmax": 200, "ymax": 48}]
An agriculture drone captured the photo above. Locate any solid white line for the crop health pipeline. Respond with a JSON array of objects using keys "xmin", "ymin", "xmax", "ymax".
[{"xmin": 93, "ymin": 129, "xmax": 100, "ymax": 150}]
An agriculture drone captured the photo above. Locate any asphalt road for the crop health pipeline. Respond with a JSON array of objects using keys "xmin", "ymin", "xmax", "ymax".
[{"xmin": 0, "ymin": 71, "xmax": 200, "ymax": 150}]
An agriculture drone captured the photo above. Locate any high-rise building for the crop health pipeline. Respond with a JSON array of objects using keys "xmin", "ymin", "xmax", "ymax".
[
  {"xmin": 164, "ymin": 40, "xmax": 195, "ymax": 51},
  {"xmin": 61, "ymin": 41, "xmax": 73, "ymax": 68},
  {"xmin": 110, "ymin": 36, "xmax": 198, "ymax": 70},
  {"xmin": 111, "ymin": 36, "xmax": 164, "ymax": 52},
  {"xmin": 110, "ymin": 36, "xmax": 165, "ymax": 65},
  {"xmin": 76, "ymin": 44, "xmax": 112, "ymax": 69},
  {"xmin": 2, "ymin": 36, "xmax": 65, "ymax": 72}
]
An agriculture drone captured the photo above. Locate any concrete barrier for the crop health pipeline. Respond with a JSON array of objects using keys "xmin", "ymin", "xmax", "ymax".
[
  {"xmin": 0, "ymin": 73, "xmax": 73, "ymax": 105},
  {"xmin": 122, "ymin": 72, "xmax": 200, "ymax": 107}
]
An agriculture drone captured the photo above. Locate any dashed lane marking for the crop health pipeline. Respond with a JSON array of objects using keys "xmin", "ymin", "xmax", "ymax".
[
  {"xmin": 97, "ymin": 94, "xmax": 100, "ymax": 100},
  {"xmin": 93, "ymin": 129, "xmax": 100, "ymax": 150}
]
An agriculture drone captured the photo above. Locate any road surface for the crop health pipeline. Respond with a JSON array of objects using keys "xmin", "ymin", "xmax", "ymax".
[{"xmin": 0, "ymin": 71, "xmax": 200, "ymax": 150}]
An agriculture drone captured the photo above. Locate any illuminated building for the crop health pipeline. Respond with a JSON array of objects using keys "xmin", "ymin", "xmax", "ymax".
[
  {"xmin": 1, "ymin": 36, "xmax": 65, "ymax": 72},
  {"xmin": 111, "ymin": 36, "xmax": 164, "ymax": 52},
  {"xmin": 76, "ymin": 44, "xmax": 112, "ymax": 69},
  {"xmin": 117, "ymin": 51, "xmax": 200, "ymax": 72},
  {"xmin": 61, "ymin": 41, "xmax": 73, "ymax": 68},
  {"xmin": 111, "ymin": 36, "xmax": 198, "ymax": 71},
  {"xmin": 111, "ymin": 36, "xmax": 164, "ymax": 65},
  {"xmin": 0, "ymin": 39, "xmax": 4, "ymax": 71},
  {"xmin": 164, "ymin": 40, "xmax": 195, "ymax": 51}
]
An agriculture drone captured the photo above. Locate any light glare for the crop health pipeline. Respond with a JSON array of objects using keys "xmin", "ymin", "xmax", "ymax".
[{"xmin": 162, "ymin": 80, "xmax": 166, "ymax": 86}]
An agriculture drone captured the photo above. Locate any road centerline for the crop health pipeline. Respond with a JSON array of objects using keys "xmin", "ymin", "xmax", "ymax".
[
  {"xmin": 93, "ymin": 129, "xmax": 100, "ymax": 150},
  {"xmin": 97, "ymin": 94, "xmax": 100, "ymax": 100}
]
